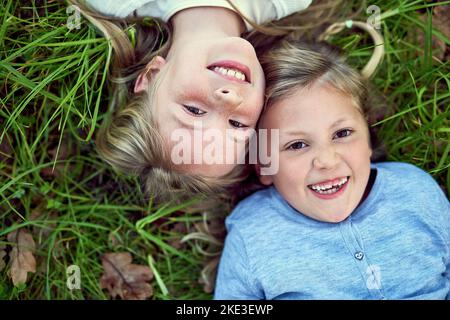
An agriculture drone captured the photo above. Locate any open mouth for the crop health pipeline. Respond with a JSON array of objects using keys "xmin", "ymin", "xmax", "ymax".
[
  {"xmin": 207, "ymin": 60, "xmax": 251, "ymax": 83},
  {"xmin": 307, "ymin": 176, "xmax": 349, "ymax": 196}
]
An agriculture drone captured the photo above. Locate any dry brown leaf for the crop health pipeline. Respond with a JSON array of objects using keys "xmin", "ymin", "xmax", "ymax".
[
  {"xmin": 100, "ymin": 252, "xmax": 154, "ymax": 300},
  {"xmin": 0, "ymin": 245, "xmax": 6, "ymax": 272},
  {"xmin": 7, "ymin": 229, "xmax": 36, "ymax": 286}
]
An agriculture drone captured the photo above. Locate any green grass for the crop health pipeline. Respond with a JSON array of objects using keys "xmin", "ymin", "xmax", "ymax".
[{"xmin": 0, "ymin": 0, "xmax": 449, "ymax": 299}]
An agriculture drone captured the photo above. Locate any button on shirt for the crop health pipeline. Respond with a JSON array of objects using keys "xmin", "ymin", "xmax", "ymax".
[
  {"xmin": 214, "ymin": 162, "xmax": 450, "ymax": 300},
  {"xmin": 354, "ymin": 251, "xmax": 364, "ymax": 260}
]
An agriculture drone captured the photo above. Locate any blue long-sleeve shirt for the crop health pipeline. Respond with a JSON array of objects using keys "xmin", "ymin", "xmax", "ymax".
[{"xmin": 214, "ymin": 162, "xmax": 450, "ymax": 299}]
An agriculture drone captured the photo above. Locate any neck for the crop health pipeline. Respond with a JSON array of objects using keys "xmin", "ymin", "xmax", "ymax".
[
  {"xmin": 358, "ymin": 168, "xmax": 377, "ymax": 207},
  {"xmin": 167, "ymin": 7, "xmax": 245, "ymax": 57}
]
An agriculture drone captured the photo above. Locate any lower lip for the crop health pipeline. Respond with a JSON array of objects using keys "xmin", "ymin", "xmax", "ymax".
[
  {"xmin": 309, "ymin": 177, "xmax": 349, "ymax": 200},
  {"xmin": 208, "ymin": 60, "xmax": 251, "ymax": 83}
]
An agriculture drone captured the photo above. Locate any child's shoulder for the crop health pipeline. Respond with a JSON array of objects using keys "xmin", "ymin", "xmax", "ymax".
[
  {"xmin": 226, "ymin": 187, "xmax": 279, "ymax": 228},
  {"xmin": 375, "ymin": 161, "xmax": 425, "ymax": 173},
  {"xmin": 375, "ymin": 161, "xmax": 439, "ymax": 187},
  {"xmin": 374, "ymin": 162, "xmax": 448, "ymax": 206}
]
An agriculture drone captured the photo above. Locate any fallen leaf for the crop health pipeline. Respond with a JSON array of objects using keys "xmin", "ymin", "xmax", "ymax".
[
  {"xmin": 7, "ymin": 229, "xmax": 36, "ymax": 286},
  {"xmin": 100, "ymin": 252, "xmax": 154, "ymax": 300},
  {"xmin": 0, "ymin": 245, "xmax": 6, "ymax": 272}
]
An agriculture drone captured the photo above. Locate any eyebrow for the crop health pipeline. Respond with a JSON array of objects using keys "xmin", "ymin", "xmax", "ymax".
[{"xmin": 283, "ymin": 117, "xmax": 350, "ymax": 136}]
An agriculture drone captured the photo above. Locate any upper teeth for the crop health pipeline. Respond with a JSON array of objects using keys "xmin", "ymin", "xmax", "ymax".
[
  {"xmin": 310, "ymin": 177, "xmax": 348, "ymax": 191},
  {"xmin": 213, "ymin": 67, "xmax": 246, "ymax": 81}
]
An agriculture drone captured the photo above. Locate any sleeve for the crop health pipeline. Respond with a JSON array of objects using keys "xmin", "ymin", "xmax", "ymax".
[{"xmin": 214, "ymin": 226, "xmax": 264, "ymax": 300}]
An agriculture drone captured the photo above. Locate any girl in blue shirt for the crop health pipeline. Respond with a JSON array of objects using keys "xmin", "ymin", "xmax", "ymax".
[{"xmin": 214, "ymin": 27, "xmax": 450, "ymax": 299}]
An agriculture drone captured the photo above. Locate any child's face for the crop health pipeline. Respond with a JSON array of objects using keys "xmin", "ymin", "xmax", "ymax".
[
  {"xmin": 259, "ymin": 83, "xmax": 372, "ymax": 223},
  {"xmin": 152, "ymin": 37, "xmax": 265, "ymax": 177}
]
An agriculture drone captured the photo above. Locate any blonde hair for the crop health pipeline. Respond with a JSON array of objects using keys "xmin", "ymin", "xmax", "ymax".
[
  {"xmin": 260, "ymin": 40, "xmax": 387, "ymax": 160},
  {"xmin": 262, "ymin": 41, "xmax": 366, "ymax": 111}
]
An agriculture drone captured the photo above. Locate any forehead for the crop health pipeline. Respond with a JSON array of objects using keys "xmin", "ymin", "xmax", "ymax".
[{"xmin": 260, "ymin": 84, "xmax": 362, "ymax": 129}]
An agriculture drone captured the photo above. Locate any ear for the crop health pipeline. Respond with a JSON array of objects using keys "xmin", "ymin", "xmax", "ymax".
[
  {"xmin": 255, "ymin": 164, "xmax": 273, "ymax": 186},
  {"xmin": 134, "ymin": 56, "xmax": 166, "ymax": 93}
]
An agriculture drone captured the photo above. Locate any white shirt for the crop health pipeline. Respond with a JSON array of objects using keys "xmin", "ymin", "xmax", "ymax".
[{"xmin": 85, "ymin": 0, "xmax": 312, "ymax": 31}]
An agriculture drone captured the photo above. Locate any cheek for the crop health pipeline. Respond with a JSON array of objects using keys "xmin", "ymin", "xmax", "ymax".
[
  {"xmin": 160, "ymin": 116, "xmax": 179, "ymax": 147},
  {"xmin": 358, "ymin": 141, "xmax": 373, "ymax": 163},
  {"xmin": 274, "ymin": 156, "xmax": 307, "ymax": 186},
  {"xmin": 344, "ymin": 141, "xmax": 372, "ymax": 175},
  {"xmin": 248, "ymin": 80, "xmax": 265, "ymax": 117},
  {"xmin": 344, "ymin": 136, "xmax": 372, "ymax": 160},
  {"xmin": 246, "ymin": 94, "xmax": 264, "ymax": 123}
]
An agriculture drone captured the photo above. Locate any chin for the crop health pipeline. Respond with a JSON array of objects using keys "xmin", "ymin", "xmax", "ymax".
[
  {"xmin": 324, "ymin": 214, "xmax": 349, "ymax": 224},
  {"xmin": 316, "ymin": 209, "xmax": 352, "ymax": 224}
]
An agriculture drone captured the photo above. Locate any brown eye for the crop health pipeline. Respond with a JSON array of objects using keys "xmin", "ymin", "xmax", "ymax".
[
  {"xmin": 287, "ymin": 141, "xmax": 308, "ymax": 150},
  {"xmin": 183, "ymin": 105, "xmax": 206, "ymax": 115},
  {"xmin": 334, "ymin": 129, "xmax": 353, "ymax": 139},
  {"xmin": 229, "ymin": 119, "xmax": 247, "ymax": 128}
]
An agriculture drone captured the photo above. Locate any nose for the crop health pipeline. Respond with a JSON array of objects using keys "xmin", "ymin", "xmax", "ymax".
[
  {"xmin": 313, "ymin": 145, "xmax": 340, "ymax": 170},
  {"xmin": 213, "ymin": 87, "xmax": 243, "ymax": 110}
]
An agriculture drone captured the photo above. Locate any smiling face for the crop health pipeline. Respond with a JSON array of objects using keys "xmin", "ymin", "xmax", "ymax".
[
  {"xmin": 149, "ymin": 37, "xmax": 265, "ymax": 177},
  {"xmin": 259, "ymin": 83, "xmax": 373, "ymax": 223}
]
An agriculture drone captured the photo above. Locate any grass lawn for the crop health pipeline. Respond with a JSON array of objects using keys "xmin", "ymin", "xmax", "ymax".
[{"xmin": 0, "ymin": 0, "xmax": 449, "ymax": 299}]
